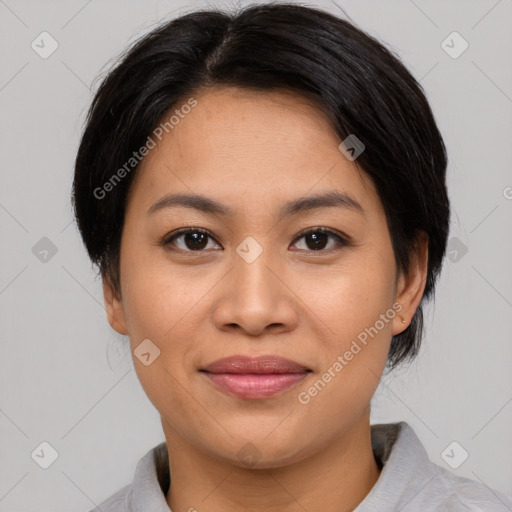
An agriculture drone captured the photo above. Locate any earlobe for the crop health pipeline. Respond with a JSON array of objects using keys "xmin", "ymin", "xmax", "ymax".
[
  {"xmin": 102, "ymin": 276, "xmax": 129, "ymax": 335},
  {"xmin": 392, "ymin": 232, "xmax": 429, "ymax": 336}
]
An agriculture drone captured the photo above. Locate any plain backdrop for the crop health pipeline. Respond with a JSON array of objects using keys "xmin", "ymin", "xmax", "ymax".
[{"xmin": 1, "ymin": 0, "xmax": 511, "ymax": 510}]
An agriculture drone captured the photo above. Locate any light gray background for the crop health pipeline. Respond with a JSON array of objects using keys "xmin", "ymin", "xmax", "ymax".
[{"xmin": 1, "ymin": 0, "xmax": 511, "ymax": 510}]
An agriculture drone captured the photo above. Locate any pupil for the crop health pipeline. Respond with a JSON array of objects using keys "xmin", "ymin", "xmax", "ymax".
[
  {"xmin": 307, "ymin": 232, "xmax": 327, "ymax": 250},
  {"xmin": 186, "ymin": 232, "xmax": 208, "ymax": 250}
]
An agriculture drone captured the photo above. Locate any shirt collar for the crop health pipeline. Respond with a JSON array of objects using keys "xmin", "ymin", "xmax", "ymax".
[
  {"xmin": 354, "ymin": 421, "xmax": 438, "ymax": 511},
  {"xmin": 127, "ymin": 439, "xmax": 170, "ymax": 511}
]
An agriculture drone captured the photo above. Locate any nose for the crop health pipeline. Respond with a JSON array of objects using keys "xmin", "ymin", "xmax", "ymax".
[{"xmin": 212, "ymin": 247, "xmax": 299, "ymax": 337}]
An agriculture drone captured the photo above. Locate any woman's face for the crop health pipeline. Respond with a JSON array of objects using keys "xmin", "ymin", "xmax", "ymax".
[{"xmin": 104, "ymin": 86, "xmax": 424, "ymax": 467}]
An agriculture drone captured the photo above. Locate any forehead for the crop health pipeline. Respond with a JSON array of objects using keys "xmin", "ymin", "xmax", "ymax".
[{"xmin": 127, "ymin": 86, "xmax": 379, "ymax": 216}]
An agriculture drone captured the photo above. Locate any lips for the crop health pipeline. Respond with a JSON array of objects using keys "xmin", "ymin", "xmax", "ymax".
[
  {"xmin": 200, "ymin": 356, "xmax": 311, "ymax": 399},
  {"xmin": 202, "ymin": 355, "xmax": 310, "ymax": 374}
]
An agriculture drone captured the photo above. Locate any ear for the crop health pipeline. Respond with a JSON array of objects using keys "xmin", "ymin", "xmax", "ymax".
[
  {"xmin": 392, "ymin": 231, "xmax": 429, "ymax": 336},
  {"xmin": 102, "ymin": 275, "xmax": 129, "ymax": 335}
]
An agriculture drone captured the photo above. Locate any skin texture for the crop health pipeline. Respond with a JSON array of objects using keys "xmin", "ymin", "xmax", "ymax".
[{"xmin": 103, "ymin": 86, "xmax": 428, "ymax": 512}]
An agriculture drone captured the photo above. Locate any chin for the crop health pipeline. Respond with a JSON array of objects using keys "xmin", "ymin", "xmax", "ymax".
[{"xmin": 201, "ymin": 424, "xmax": 316, "ymax": 469}]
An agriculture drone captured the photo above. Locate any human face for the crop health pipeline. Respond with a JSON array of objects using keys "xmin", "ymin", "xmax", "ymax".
[{"xmin": 104, "ymin": 86, "xmax": 419, "ymax": 467}]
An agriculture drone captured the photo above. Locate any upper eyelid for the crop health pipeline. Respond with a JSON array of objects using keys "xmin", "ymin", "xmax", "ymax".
[
  {"xmin": 294, "ymin": 226, "xmax": 346, "ymax": 239},
  {"xmin": 165, "ymin": 227, "xmax": 217, "ymax": 242}
]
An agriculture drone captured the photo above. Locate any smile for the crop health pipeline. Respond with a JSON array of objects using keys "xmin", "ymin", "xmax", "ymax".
[{"xmin": 200, "ymin": 355, "xmax": 312, "ymax": 399}]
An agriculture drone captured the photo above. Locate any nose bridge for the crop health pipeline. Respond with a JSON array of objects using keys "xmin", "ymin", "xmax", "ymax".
[
  {"xmin": 212, "ymin": 234, "xmax": 297, "ymax": 335},
  {"xmin": 232, "ymin": 235, "xmax": 279, "ymax": 305}
]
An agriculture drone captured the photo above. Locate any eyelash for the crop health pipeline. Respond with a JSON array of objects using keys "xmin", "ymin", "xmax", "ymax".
[{"xmin": 162, "ymin": 227, "xmax": 349, "ymax": 254}]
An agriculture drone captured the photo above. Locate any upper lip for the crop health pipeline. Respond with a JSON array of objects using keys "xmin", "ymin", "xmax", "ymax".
[{"xmin": 201, "ymin": 355, "xmax": 311, "ymax": 374}]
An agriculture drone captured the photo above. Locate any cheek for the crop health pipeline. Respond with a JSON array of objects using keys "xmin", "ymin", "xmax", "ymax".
[
  {"xmin": 313, "ymin": 254, "xmax": 397, "ymax": 344},
  {"xmin": 123, "ymin": 278, "xmax": 203, "ymax": 361},
  {"xmin": 297, "ymin": 294, "xmax": 393, "ymax": 430},
  {"xmin": 298, "ymin": 252, "xmax": 396, "ymax": 403},
  {"xmin": 119, "ymin": 255, "xmax": 219, "ymax": 407},
  {"xmin": 120, "ymin": 241, "xmax": 205, "ymax": 338},
  {"xmin": 119, "ymin": 270, "xmax": 203, "ymax": 421}
]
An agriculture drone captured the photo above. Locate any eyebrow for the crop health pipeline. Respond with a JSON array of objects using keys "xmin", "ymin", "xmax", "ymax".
[{"xmin": 147, "ymin": 190, "xmax": 364, "ymax": 220}]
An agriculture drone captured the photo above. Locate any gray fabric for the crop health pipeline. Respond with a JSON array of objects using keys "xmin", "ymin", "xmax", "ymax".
[{"xmin": 89, "ymin": 422, "xmax": 512, "ymax": 511}]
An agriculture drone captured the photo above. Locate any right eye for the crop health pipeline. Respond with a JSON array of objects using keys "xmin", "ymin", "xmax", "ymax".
[{"xmin": 162, "ymin": 228, "xmax": 222, "ymax": 252}]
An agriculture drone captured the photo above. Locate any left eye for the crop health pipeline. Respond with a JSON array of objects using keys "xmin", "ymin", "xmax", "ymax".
[
  {"xmin": 291, "ymin": 228, "xmax": 348, "ymax": 252},
  {"xmin": 163, "ymin": 228, "xmax": 347, "ymax": 252}
]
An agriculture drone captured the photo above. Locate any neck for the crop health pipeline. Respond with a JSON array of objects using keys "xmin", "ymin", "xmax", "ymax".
[{"xmin": 163, "ymin": 411, "xmax": 380, "ymax": 512}]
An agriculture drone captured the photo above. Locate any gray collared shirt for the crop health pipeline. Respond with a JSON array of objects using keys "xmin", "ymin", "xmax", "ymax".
[{"xmin": 89, "ymin": 422, "xmax": 512, "ymax": 511}]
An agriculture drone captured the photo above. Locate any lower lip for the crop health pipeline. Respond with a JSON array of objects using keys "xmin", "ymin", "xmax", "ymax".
[{"xmin": 202, "ymin": 372, "xmax": 309, "ymax": 399}]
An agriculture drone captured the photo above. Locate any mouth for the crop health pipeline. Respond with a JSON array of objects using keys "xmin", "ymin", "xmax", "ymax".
[{"xmin": 199, "ymin": 355, "xmax": 312, "ymax": 400}]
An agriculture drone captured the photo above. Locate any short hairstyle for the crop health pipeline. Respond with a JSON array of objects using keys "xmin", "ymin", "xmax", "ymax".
[{"xmin": 72, "ymin": 2, "xmax": 450, "ymax": 369}]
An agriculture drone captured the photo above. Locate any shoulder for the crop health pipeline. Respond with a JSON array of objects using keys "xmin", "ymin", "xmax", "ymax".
[
  {"xmin": 87, "ymin": 484, "xmax": 131, "ymax": 512},
  {"xmin": 426, "ymin": 464, "xmax": 512, "ymax": 511},
  {"xmin": 361, "ymin": 422, "xmax": 512, "ymax": 511},
  {"xmin": 87, "ymin": 441, "xmax": 170, "ymax": 512}
]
